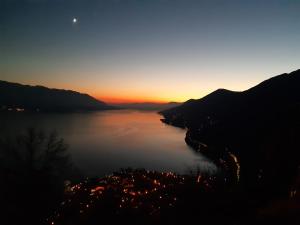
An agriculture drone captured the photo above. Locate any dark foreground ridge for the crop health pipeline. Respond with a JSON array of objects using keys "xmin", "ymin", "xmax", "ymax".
[
  {"xmin": 0, "ymin": 80, "xmax": 116, "ymax": 112},
  {"xmin": 160, "ymin": 69, "xmax": 300, "ymax": 198}
]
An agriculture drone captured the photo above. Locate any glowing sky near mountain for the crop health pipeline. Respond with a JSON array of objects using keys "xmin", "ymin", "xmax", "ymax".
[{"xmin": 1, "ymin": 0, "xmax": 300, "ymax": 103}]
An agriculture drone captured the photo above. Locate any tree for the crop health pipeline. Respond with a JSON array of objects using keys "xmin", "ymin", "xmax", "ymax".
[{"xmin": 0, "ymin": 128, "xmax": 79, "ymax": 225}]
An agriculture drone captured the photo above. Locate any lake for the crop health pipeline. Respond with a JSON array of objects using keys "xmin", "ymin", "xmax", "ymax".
[{"xmin": 0, "ymin": 110, "xmax": 216, "ymax": 177}]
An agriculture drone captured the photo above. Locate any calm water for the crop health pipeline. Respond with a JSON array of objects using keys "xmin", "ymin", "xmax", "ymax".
[{"xmin": 0, "ymin": 110, "xmax": 216, "ymax": 177}]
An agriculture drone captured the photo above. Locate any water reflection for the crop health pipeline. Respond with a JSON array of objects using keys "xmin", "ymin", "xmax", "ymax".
[{"xmin": 0, "ymin": 110, "xmax": 216, "ymax": 176}]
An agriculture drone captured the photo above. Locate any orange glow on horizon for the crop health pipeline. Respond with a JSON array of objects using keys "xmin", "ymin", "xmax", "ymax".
[
  {"xmin": 95, "ymin": 96, "xmax": 174, "ymax": 104},
  {"xmin": 7, "ymin": 71, "xmax": 258, "ymax": 105},
  {"xmin": 89, "ymin": 88, "xmax": 208, "ymax": 104}
]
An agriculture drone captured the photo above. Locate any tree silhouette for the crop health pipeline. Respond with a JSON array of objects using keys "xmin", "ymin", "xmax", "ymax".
[{"xmin": 0, "ymin": 128, "xmax": 79, "ymax": 225}]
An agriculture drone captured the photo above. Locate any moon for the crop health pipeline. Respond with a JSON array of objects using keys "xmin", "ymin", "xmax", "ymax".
[{"xmin": 72, "ymin": 18, "xmax": 77, "ymax": 24}]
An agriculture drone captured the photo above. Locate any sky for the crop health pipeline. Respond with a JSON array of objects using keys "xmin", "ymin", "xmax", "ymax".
[{"xmin": 1, "ymin": 0, "xmax": 300, "ymax": 103}]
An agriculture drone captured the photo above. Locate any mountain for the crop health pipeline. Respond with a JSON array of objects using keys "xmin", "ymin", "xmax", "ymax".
[
  {"xmin": 112, "ymin": 102, "xmax": 181, "ymax": 111},
  {"xmin": 0, "ymin": 80, "xmax": 115, "ymax": 112},
  {"xmin": 160, "ymin": 69, "xmax": 300, "ymax": 196}
]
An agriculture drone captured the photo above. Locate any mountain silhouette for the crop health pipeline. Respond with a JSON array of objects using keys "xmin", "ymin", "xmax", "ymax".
[
  {"xmin": 160, "ymin": 69, "xmax": 300, "ymax": 196},
  {"xmin": 0, "ymin": 80, "xmax": 115, "ymax": 112}
]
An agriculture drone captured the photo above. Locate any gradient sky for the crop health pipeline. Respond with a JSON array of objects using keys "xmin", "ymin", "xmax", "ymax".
[{"xmin": 1, "ymin": 0, "xmax": 300, "ymax": 103}]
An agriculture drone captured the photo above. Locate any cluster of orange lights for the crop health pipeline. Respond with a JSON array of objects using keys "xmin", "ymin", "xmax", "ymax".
[{"xmin": 47, "ymin": 169, "xmax": 217, "ymax": 225}]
